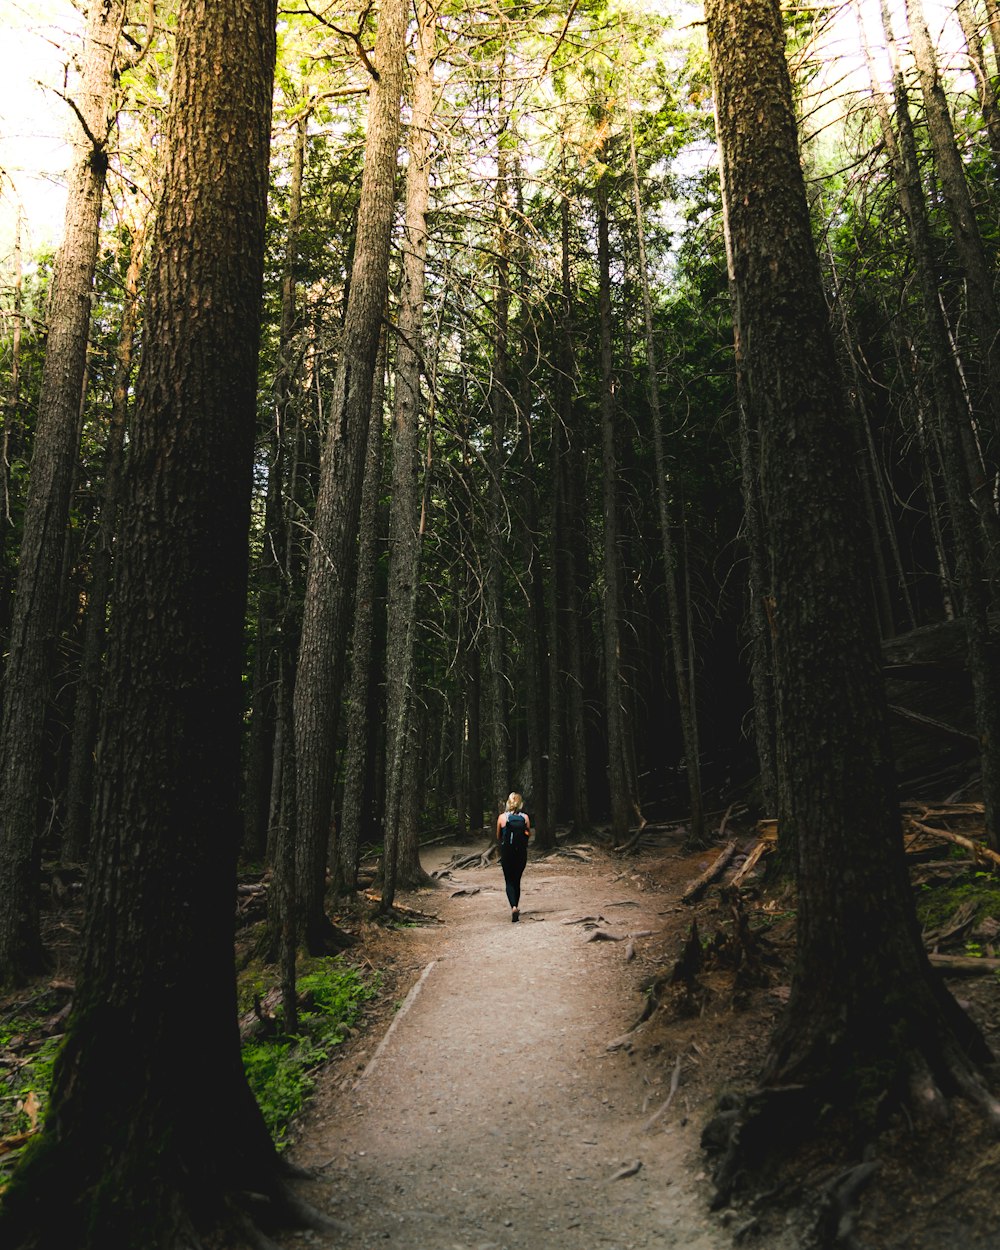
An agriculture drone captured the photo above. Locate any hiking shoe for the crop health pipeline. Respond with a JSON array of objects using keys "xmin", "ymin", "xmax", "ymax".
[{"xmin": 512, "ymin": 909, "xmax": 519, "ymax": 922}]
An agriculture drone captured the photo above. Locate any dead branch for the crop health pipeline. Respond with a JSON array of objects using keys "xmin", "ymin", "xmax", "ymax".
[
  {"xmin": 681, "ymin": 839, "xmax": 737, "ymax": 904},
  {"xmin": 928, "ymin": 953, "xmax": 1000, "ymax": 975},
  {"xmin": 729, "ymin": 839, "xmax": 768, "ymax": 888},
  {"xmin": 907, "ymin": 820, "xmax": 1000, "ymax": 870}
]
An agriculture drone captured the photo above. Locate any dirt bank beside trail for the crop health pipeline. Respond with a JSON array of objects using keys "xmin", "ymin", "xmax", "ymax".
[{"xmin": 278, "ymin": 838, "xmax": 791, "ymax": 1250}]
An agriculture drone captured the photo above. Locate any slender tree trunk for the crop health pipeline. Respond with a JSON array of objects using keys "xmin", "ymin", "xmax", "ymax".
[
  {"xmin": 956, "ymin": 0, "xmax": 1000, "ymax": 173},
  {"xmin": 596, "ymin": 169, "xmax": 633, "ymax": 845},
  {"xmin": 866, "ymin": 0, "xmax": 1000, "ymax": 842},
  {"xmin": 0, "ymin": 208, "xmax": 24, "ymax": 653},
  {"xmin": 293, "ymin": 0, "xmax": 406, "ymax": 952},
  {"xmin": 62, "ymin": 218, "xmax": 147, "ymax": 863},
  {"xmin": 0, "ymin": 6, "xmax": 336, "ymax": 1247},
  {"xmin": 338, "ymin": 331, "xmax": 388, "ymax": 893},
  {"xmin": 704, "ymin": 0, "xmax": 999, "ymax": 1193},
  {"xmin": 0, "ymin": 0, "xmax": 127, "ymax": 983},
  {"xmin": 485, "ymin": 109, "xmax": 512, "ymax": 816},
  {"xmin": 245, "ymin": 111, "xmax": 308, "ymax": 862},
  {"xmin": 904, "ymin": 0, "xmax": 1000, "ymax": 481},
  {"xmin": 624, "ymin": 84, "xmax": 705, "ymax": 844},
  {"xmin": 563, "ymin": 420, "xmax": 592, "ymax": 834}
]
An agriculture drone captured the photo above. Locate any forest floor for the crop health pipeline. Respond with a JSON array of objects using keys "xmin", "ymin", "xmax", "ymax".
[
  {"xmin": 3, "ymin": 820, "xmax": 1000, "ymax": 1247},
  {"xmin": 273, "ymin": 825, "xmax": 1000, "ymax": 1250}
]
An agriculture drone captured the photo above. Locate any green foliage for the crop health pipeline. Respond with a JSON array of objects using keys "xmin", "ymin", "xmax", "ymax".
[
  {"xmin": 0, "ymin": 1029, "xmax": 61, "ymax": 1184},
  {"xmin": 915, "ymin": 872, "xmax": 1000, "ymax": 934},
  {"xmin": 241, "ymin": 960, "xmax": 379, "ymax": 1149}
]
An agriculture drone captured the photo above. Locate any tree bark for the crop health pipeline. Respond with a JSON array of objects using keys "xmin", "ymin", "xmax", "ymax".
[
  {"xmin": 381, "ymin": 0, "xmax": 436, "ymax": 905},
  {"xmin": 485, "ymin": 100, "xmax": 512, "ymax": 816},
  {"xmin": 0, "ymin": 5, "xmax": 330, "ymax": 1247},
  {"xmin": 293, "ymin": 0, "xmax": 406, "ymax": 952},
  {"xmin": 0, "ymin": 208, "xmax": 25, "ymax": 653},
  {"xmin": 704, "ymin": 0, "xmax": 999, "ymax": 1193},
  {"xmin": 596, "ymin": 167, "xmax": 634, "ymax": 846},
  {"xmin": 0, "ymin": 0, "xmax": 127, "ymax": 983},
  {"xmin": 338, "ymin": 331, "xmax": 388, "ymax": 894}
]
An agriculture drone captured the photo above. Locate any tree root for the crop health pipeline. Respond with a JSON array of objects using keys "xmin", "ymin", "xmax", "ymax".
[{"xmin": 703, "ymin": 1030, "xmax": 1000, "ymax": 1239}]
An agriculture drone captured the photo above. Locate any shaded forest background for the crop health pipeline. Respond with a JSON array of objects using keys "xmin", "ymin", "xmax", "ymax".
[{"xmin": 5, "ymin": 0, "xmax": 996, "ymax": 911}]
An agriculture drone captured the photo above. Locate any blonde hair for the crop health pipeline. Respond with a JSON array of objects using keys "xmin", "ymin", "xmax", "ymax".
[{"xmin": 505, "ymin": 792, "xmax": 523, "ymax": 812}]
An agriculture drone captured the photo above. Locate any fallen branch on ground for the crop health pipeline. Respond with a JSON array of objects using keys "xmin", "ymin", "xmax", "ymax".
[
  {"xmin": 681, "ymin": 839, "xmax": 737, "ymax": 903},
  {"xmin": 906, "ymin": 820, "xmax": 1000, "ymax": 870},
  {"xmin": 928, "ymin": 953, "xmax": 1000, "ymax": 975}
]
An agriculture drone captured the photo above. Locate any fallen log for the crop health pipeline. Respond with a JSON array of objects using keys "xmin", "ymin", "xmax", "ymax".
[
  {"xmin": 906, "ymin": 820, "xmax": 1000, "ymax": 870},
  {"xmin": 681, "ymin": 839, "xmax": 737, "ymax": 904},
  {"xmin": 729, "ymin": 839, "xmax": 768, "ymax": 888},
  {"xmin": 928, "ymin": 953, "xmax": 1000, "ymax": 976}
]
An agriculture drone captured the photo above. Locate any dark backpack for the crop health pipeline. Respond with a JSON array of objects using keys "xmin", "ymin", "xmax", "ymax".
[{"xmin": 500, "ymin": 811, "xmax": 527, "ymax": 850}]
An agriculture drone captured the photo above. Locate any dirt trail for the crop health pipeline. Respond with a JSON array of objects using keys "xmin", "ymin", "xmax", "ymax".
[{"xmin": 281, "ymin": 842, "xmax": 739, "ymax": 1250}]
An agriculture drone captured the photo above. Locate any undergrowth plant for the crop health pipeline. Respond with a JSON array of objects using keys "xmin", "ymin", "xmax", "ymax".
[
  {"xmin": 241, "ymin": 960, "xmax": 379, "ymax": 1149},
  {"xmin": 0, "ymin": 1029, "xmax": 61, "ymax": 1185}
]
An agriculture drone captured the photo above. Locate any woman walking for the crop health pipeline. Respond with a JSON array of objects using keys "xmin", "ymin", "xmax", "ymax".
[{"xmin": 496, "ymin": 792, "xmax": 531, "ymax": 922}]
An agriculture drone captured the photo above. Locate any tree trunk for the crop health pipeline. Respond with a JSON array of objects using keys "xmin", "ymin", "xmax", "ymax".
[
  {"xmin": 382, "ymin": 0, "xmax": 436, "ymax": 905},
  {"xmin": 867, "ymin": 0, "xmax": 1000, "ymax": 845},
  {"xmin": 0, "ymin": 208, "xmax": 25, "ymax": 654},
  {"xmin": 245, "ymin": 111, "xmax": 307, "ymax": 863},
  {"xmin": 0, "ymin": 5, "xmax": 335, "ymax": 1247},
  {"xmin": 624, "ymin": 82, "xmax": 705, "ymax": 846},
  {"xmin": 0, "ymin": 0, "xmax": 127, "ymax": 983},
  {"xmin": 704, "ymin": 0, "xmax": 999, "ymax": 1194},
  {"xmin": 563, "ymin": 416, "xmax": 592, "ymax": 835},
  {"xmin": 904, "ymin": 0, "xmax": 1000, "ymax": 497},
  {"xmin": 338, "ymin": 331, "xmax": 388, "ymax": 893},
  {"xmin": 956, "ymin": 0, "xmax": 1000, "ymax": 174},
  {"xmin": 292, "ymin": 0, "xmax": 406, "ymax": 952},
  {"xmin": 485, "ymin": 108, "xmax": 512, "ymax": 816},
  {"xmin": 596, "ymin": 168, "xmax": 634, "ymax": 846}
]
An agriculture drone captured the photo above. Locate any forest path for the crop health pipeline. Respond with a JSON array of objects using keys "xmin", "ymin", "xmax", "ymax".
[{"xmin": 281, "ymin": 841, "xmax": 737, "ymax": 1250}]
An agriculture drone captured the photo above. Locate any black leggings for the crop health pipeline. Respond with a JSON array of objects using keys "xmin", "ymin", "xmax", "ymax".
[{"xmin": 500, "ymin": 843, "xmax": 528, "ymax": 909}]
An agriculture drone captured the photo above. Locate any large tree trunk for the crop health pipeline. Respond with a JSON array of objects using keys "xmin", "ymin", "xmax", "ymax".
[
  {"xmin": 704, "ymin": 0, "xmax": 1000, "ymax": 1197},
  {"xmin": 0, "ymin": 0, "xmax": 127, "ymax": 983},
  {"xmin": 292, "ymin": 0, "xmax": 406, "ymax": 952},
  {"xmin": 381, "ymin": 0, "xmax": 436, "ymax": 907},
  {"xmin": 0, "ymin": 6, "xmax": 338, "ymax": 1247}
]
